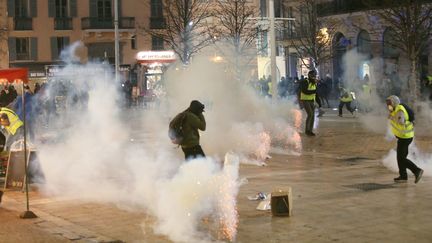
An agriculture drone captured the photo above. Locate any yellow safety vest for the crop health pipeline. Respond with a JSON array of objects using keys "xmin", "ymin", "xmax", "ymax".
[
  {"xmin": 362, "ymin": 84, "xmax": 371, "ymax": 95},
  {"xmin": 0, "ymin": 107, "xmax": 23, "ymax": 135},
  {"xmin": 340, "ymin": 89, "xmax": 353, "ymax": 102},
  {"xmin": 300, "ymin": 80, "xmax": 316, "ymax": 101},
  {"xmin": 389, "ymin": 105, "xmax": 414, "ymax": 139}
]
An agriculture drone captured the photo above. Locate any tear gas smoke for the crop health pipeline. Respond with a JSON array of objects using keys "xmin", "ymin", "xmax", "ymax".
[
  {"xmin": 382, "ymin": 143, "xmax": 432, "ymax": 177},
  {"xmin": 163, "ymin": 56, "xmax": 302, "ymax": 160},
  {"xmin": 33, "ymin": 42, "xmax": 301, "ymax": 242},
  {"xmin": 35, "ymin": 42, "xmax": 241, "ymax": 242}
]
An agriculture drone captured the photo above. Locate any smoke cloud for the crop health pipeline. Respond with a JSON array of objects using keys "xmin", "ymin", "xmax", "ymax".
[{"xmin": 32, "ymin": 42, "xmax": 302, "ymax": 242}]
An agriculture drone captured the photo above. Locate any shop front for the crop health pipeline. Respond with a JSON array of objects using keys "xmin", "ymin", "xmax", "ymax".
[{"xmin": 135, "ymin": 51, "xmax": 176, "ymax": 106}]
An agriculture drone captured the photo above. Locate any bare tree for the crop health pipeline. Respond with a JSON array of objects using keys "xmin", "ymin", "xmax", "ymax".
[
  {"xmin": 212, "ymin": 0, "xmax": 260, "ymax": 82},
  {"xmin": 289, "ymin": 0, "xmax": 337, "ymax": 73},
  {"xmin": 366, "ymin": 0, "xmax": 432, "ymax": 105},
  {"xmin": 143, "ymin": 0, "xmax": 215, "ymax": 65}
]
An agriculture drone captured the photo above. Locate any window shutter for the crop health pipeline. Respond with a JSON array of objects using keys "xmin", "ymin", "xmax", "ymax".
[
  {"xmin": 51, "ymin": 37, "xmax": 58, "ymax": 60},
  {"xmin": 118, "ymin": 0, "xmax": 122, "ymax": 17},
  {"xmin": 90, "ymin": 0, "xmax": 97, "ymax": 17},
  {"xmin": 65, "ymin": 37, "xmax": 70, "ymax": 46},
  {"xmin": 8, "ymin": 38, "xmax": 16, "ymax": 61},
  {"xmin": 31, "ymin": 37, "xmax": 38, "ymax": 60},
  {"xmin": 48, "ymin": 0, "xmax": 55, "ymax": 17},
  {"xmin": 70, "ymin": 0, "xmax": 77, "ymax": 17},
  {"xmin": 30, "ymin": 0, "xmax": 37, "ymax": 17},
  {"xmin": 7, "ymin": 0, "xmax": 15, "ymax": 17}
]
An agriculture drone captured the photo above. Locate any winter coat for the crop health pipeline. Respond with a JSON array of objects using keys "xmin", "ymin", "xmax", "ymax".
[{"xmin": 180, "ymin": 111, "xmax": 206, "ymax": 148}]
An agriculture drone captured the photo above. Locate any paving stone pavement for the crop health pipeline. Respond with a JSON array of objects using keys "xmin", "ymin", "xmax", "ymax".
[{"xmin": 1, "ymin": 108, "xmax": 432, "ymax": 242}]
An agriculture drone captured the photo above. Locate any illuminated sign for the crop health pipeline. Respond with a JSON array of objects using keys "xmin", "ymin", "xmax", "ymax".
[{"xmin": 136, "ymin": 51, "xmax": 176, "ymax": 64}]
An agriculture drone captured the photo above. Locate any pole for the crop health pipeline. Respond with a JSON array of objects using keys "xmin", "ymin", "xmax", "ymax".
[
  {"xmin": 269, "ymin": 0, "xmax": 277, "ymax": 100},
  {"xmin": 20, "ymin": 83, "xmax": 37, "ymax": 219},
  {"xmin": 114, "ymin": 0, "xmax": 120, "ymax": 83}
]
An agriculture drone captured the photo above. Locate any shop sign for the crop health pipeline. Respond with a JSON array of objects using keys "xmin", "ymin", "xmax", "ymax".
[
  {"xmin": 29, "ymin": 71, "xmax": 46, "ymax": 78},
  {"xmin": 136, "ymin": 51, "xmax": 176, "ymax": 64}
]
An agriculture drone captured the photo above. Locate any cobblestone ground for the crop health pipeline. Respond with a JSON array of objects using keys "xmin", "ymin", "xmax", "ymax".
[{"xmin": 1, "ymin": 108, "xmax": 432, "ymax": 242}]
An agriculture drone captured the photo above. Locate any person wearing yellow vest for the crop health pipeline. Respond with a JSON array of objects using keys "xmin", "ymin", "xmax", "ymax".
[
  {"xmin": 386, "ymin": 95, "xmax": 423, "ymax": 183},
  {"xmin": 0, "ymin": 107, "xmax": 24, "ymax": 151},
  {"xmin": 338, "ymin": 87, "xmax": 356, "ymax": 117},
  {"xmin": 300, "ymin": 70, "xmax": 318, "ymax": 136}
]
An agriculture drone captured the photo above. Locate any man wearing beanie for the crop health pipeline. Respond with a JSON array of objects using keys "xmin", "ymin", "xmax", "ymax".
[{"xmin": 180, "ymin": 100, "xmax": 206, "ymax": 160}]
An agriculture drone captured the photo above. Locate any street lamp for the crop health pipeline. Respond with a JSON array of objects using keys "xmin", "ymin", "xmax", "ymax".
[{"xmin": 114, "ymin": 0, "xmax": 120, "ymax": 82}]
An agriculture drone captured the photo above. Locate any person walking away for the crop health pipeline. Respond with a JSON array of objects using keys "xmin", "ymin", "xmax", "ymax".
[
  {"xmin": 317, "ymin": 78, "xmax": 330, "ymax": 108},
  {"xmin": 386, "ymin": 95, "xmax": 423, "ymax": 183},
  {"xmin": 300, "ymin": 70, "xmax": 318, "ymax": 136},
  {"xmin": 180, "ymin": 100, "xmax": 206, "ymax": 160},
  {"xmin": 0, "ymin": 107, "xmax": 24, "ymax": 151},
  {"xmin": 338, "ymin": 87, "xmax": 356, "ymax": 117}
]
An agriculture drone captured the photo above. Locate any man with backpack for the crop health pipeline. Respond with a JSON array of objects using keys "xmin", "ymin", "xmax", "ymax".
[
  {"xmin": 169, "ymin": 100, "xmax": 206, "ymax": 160},
  {"xmin": 386, "ymin": 95, "xmax": 423, "ymax": 183}
]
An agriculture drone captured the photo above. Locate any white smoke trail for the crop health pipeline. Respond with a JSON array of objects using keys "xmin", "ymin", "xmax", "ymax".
[{"xmin": 382, "ymin": 142, "xmax": 432, "ymax": 177}]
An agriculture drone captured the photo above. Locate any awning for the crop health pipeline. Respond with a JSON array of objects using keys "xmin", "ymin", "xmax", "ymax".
[{"xmin": 0, "ymin": 68, "xmax": 29, "ymax": 83}]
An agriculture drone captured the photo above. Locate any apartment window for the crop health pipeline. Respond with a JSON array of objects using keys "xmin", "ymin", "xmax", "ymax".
[
  {"xmin": 131, "ymin": 35, "xmax": 137, "ymax": 50},
  {"xmin": 260, "ymin": 0, "xmax": 267, "ymax": 17},
  {"xmin": 55, "ymin": 0, "xmax": 68, "ymax": 17},
  {"xmin": 151, "ymin": 36, "xmax": 164, "ymax": 50},
  {"xmin": 15, "ymin": 0, "xmax": 29, "ymax": 17},
  {"xmin": 16, "ymin": 38, "xmax": 29, "ymax": 60},
  {"xmin": 97, "ymin": 0, "xmax": 112, "ymax": 18},
  {"xmin": 8, "ymin": 37, "xmax": 37, "ymax": 61},
  {"xmin": 151, "ymin": 0, "xmax": 163, "ymax": 17},
  {"xmin": 51, "ymin": 37, "xmax": 70, "ymax": 60}
]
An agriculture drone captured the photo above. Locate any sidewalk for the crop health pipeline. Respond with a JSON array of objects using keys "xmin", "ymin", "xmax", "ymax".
[{"xmin": 1, "ymin": 109, "xmax": 432, "ymax": 242}]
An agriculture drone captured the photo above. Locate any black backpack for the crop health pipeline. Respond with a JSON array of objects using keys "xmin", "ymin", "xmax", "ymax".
[
  {"xmin": 400, "ymin": 103, "xmax": 415, "ymax": 123},
  {"xmin": 168, "ymin": 112, "xmax": 187, "ymax": 144}
]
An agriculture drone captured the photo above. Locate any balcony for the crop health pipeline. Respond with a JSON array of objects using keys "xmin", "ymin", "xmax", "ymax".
[
  {"xmin": 14, "ymin": 17, "xmax": 33, "ymax": 30},
  {"xmin": 81, "ymin": 17, "xmax": 135, "ymax": 30},
  {"xmin": 16, "ymin": 53, "xmax": 30, "ymax": 61},
  {"xmin": 54, "ymin": 17, "xmax": 73, "ymax": 30},
  {"xmin": 150, "ymin": 17, "xmax": 165, "ymax": 29},
  {"xmin": 276, "ymin": 30, "xmax": 308, "ymax": 41}
]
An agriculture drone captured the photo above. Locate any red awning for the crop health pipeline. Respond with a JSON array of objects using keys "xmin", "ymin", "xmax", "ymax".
[{"xmin": 0, "ymin": 68, "xmax": 29, "ymax": 83}]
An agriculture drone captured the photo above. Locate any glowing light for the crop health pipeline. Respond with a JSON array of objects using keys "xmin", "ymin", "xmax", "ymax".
[
  {"xmin": 317, "ymin": 27, "xmax": 329, "ymax": 44},
  {"xmin": 212, "ymin": 55, "xmax": 223, "ymax": 63}
]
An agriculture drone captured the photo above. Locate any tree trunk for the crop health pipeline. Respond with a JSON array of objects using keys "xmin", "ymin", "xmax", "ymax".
[{"xmin": 408, "ymin": 58, "xmax": 419, "ymax": 108}]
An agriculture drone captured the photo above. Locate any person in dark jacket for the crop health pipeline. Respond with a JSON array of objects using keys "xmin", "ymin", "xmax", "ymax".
[{"xmin": 180, "ymin": 100, "xmax": 206, "ymax": 160}]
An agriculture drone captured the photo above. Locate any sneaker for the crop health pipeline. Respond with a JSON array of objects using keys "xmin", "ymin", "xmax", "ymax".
[
  {"xmin": 394, "ymin": 176, "xmax": 408, "ymax": 183},
  {"xmin": 318, "ymin": 109, "xmax": 325, "ymax": 117},
  {"xmin": 415, "ymin": 169, "xmax": 424, "ymax": 184}
]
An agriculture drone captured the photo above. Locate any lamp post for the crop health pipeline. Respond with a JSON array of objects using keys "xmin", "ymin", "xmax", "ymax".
[
  {"xmin": 114, "ymin": 0, "xmax": 120, "ymax": 82},
  {"xmin": 251, "ymin": 1, "xmax": 294, "ymax": 100},
  {"xmin": 269, "ymin": 0, "xmax": 277, "ymax": 100}
]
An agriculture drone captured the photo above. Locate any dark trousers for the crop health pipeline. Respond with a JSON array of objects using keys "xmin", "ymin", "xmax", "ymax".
[
  {"xmin": 303, "ymin": 100, "xmax": 315, "ymax": 133},
  {"xmin": 397, "ymin": 138, "xmax": 421, "ymax": 178},
  {"xmin": 338, "ymin": 101, "xmax": 355, "ymax": 115},
  {"xmin": 182, "ymin": 145, "xmax": 206, "ymax": 161}
]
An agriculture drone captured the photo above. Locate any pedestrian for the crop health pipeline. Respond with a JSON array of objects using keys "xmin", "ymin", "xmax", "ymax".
[
  {"xmin": 300, "ymin": 70, "xmax": 318, "ymax": 136},
  {"xmin": 338, "ymin": 86, "xmax": 356, "ymax": 117},
  {"xmin": 179, "ymin": 100, "xmax": 206, "ymax": 160},
  {"xmin": 386, "ymin": 95, "xmax": 423, "ymax": 183},
  {"xmin": 0, "ymin": 107, "xmax": 24, "ymax": 151}
]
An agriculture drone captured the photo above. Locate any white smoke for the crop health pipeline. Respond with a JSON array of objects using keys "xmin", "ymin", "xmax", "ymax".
[
  {"xmin": 33, "ymin": 42, "xmax": 302, "ymax": 242},
  {"xmin": 382, "ymin": 142, "xmax": 432, "ymax": 177}
]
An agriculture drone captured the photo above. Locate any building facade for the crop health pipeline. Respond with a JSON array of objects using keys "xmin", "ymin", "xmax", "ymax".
[
  {"xmin": 1, "ymin": 0, "xmax": 163, "ymax": 83},
  {"xmin": 276, "ymin": 0, "xmax": 432, "ymax": 93}
]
